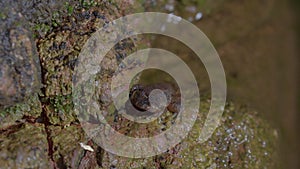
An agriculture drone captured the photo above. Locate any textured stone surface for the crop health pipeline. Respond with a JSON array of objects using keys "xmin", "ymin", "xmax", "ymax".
[
  {"xmin": 0, "ymin": 0, "xmax": 41, "ymax": 109},
  {"xmin": 0, "ymin": 123, "xmax": 50, "ymax": 168},
  {"xmin": 0, "ymin": 0, "xmax": 282, "ymax": 168}
]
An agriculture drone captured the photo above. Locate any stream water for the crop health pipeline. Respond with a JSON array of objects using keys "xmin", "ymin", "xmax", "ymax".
[{"xmin": 138, "ymin": 0, "xmax": 299, "ymax": 168}]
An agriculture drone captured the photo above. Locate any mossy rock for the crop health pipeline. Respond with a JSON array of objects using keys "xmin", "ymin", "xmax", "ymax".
[
  {"xmin": 0, "ymin": 1, "xmax": 279, "ymax": 168},
  {"xmin": 0, "ymin": 123, "xmax": 50, "ymax": 168},
  {"xmin": 38, "ymin": 98, "xmax": 278, "ymax": 168}
]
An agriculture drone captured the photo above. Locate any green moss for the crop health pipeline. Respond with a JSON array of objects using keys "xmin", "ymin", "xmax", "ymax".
[
  {"xmin": 0, "ymin": 12, "xmax": 6, "ymax": 19},
  {"xmin": 86, "ymin": 98, "xmax": 278, "ymax": 168},
  {"xmin": 0, "ymin": 124, "xmax": 50, "ymax": 168},
  {"xmin": 80, "ymin": 0, "xmax": 98, "ymax": 8},
  {"xmin": 33, "ymin": 23, "xmax": 51, "ymax": 35},
  {"xmin": 0, "ymin": 1, "xmax": 280, "ymax": 168},
  {"xmin": 65, "ymin": 2, "xmax": 74, "ymax": 16},
  {"xmin": 49, "ymin": 95, "xmax": 73, "ymax": 114},
  {"xmin": 50, "ymin": 125, "xmax": 86, "ymax": 168},
  {"xmin": 46, "ymin": 94, "xmax": 77, "ymax": 125},
  {"xmin": 0, "ymin": 94, "xmax": 42, "ymax": 128}
]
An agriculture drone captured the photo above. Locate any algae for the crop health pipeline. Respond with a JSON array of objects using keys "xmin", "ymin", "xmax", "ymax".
[{"xmin": 0, "ymin": 0, "xmax": 280, "ymax": 168}]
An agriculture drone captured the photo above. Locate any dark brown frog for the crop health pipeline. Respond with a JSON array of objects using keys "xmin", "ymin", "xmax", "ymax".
[{"xmin": 128, "ymin": 83, "xmax": 181, "ymax": 114}]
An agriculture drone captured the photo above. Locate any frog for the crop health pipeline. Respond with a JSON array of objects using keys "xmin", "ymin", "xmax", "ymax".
[{"xmin": 128, "ymin": 83, "xmax": 181, "ymax": 115}]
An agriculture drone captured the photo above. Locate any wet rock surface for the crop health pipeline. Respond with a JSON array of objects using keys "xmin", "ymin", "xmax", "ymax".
[
  {"xmin": 94, "ymin": 97, "xmax": 278, "ymax": 169},
  {"xmin": 0, "ymin": 123, "xmax": 50, "ymax": 168},
  {"xmin": 0, "ymin": 0, "xmax": 281, "ymax": 168},
  {"xmin": 0, "ymin": 0, "xmax": 41, "ymax": 109}
]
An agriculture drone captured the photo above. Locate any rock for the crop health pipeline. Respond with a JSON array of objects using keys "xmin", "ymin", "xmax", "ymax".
[
  {"xmin": 49, "ymin": 125, "xmax": 87, "ymax": 168},
  {"xmin": 0, "ymin": 94, "xmax": 42, "ymax": 129},
  {"xmin": 0, "ymin": 123, "xmax": 50, "ymax": 168},
  {"xmin": 0, "ymin": 1, "xmax": 280, "ymax": 168},
  {"xmin": 0, "ymin": 1, "xmax": 41, "ymax": 109},
  {"xmin": 88, "ymin": 99, "xmax": 279, "ymax": 169}
]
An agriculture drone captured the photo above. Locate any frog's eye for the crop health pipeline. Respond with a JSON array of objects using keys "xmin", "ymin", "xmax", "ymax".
[
  {"xmin": 130, "ymin": 84, "xmax": 144, "ymax": 94},
  {"xmin": 130, "ymin": 85, "xmax": 137, "ymax": 92}
]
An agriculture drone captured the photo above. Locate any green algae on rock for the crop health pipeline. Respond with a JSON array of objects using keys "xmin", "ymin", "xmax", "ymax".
[
  {"xmin": 0, "ymin": 94, "xmax": 42, "ymax": 129},
  {"xmin": 82, "ymin": 99, "xmax": 279, "ymax": 169},
  {"xmin": 0, "ymin": 98, "xmax": 279, "ymax": 168},
  {"xmin": 0, "ymin": 0, "xmax": 280, "ymax": 168},
  {"xmin": 36, "ymin": 98, "xmax": 278, "ymax": 169},
  {"xmin": 34, "ymin": 0, "xmax": 147, "ymax": 127},
  {"xmin": 0, "ymin": 123, "xmax": 50, "ymax": 168},
  {"xmin": 49, "ymin": 125, "xmax": 87, "ymax": 168}
]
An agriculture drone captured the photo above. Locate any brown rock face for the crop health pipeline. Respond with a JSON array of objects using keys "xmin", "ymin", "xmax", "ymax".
[{"xmin": 0, "ymin": 1, "xmax": 41, "ymax": 109}]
